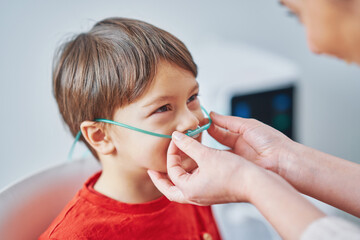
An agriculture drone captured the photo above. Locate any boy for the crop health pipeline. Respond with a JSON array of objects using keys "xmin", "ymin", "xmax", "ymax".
[{"xmin": 40, "ymin": 17, "xmax": 221, "ymax": 240}]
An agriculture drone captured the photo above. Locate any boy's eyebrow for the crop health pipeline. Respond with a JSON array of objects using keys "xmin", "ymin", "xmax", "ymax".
[{"xmin": 142, "ymin": 82, "xmax": 199, "ymax": 108}]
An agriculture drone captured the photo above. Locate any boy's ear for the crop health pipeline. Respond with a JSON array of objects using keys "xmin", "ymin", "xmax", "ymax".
[{"xmin": 80, "ymin": 121, "xmax": 115, "ymax": 156}]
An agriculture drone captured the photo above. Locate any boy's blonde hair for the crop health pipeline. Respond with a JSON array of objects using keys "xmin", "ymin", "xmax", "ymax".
[{"xmin": 53, "ymin": 17, "xmax": 197, "ymax": 158}]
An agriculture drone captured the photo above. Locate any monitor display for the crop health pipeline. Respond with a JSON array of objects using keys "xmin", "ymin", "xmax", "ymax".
[{"xmin": 231, "ymin": 86, "xmax": 295, "ymax": 140}]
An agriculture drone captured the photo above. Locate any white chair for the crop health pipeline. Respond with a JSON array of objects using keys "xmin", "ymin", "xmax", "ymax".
[{"xmin": 0, "ymin": 158, "xmax": 101, "ymax": 240}]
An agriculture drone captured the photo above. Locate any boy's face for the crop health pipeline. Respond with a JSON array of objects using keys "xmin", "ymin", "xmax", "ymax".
[{"xmin": 107, "ymin": 60, "xmax": 203, "ymax": 173}]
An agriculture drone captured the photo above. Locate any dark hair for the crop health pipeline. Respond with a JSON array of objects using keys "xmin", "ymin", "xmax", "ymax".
[{"xmin": 53, "ymin": 17, "xmax": 197, "ymax": 158}]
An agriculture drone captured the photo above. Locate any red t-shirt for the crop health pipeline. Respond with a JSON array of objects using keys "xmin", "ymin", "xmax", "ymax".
[{"xmin": 39, "ymin": 172, "xmax": 221, "ymax": 240}]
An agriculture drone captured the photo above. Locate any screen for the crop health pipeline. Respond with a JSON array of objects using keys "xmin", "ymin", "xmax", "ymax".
[{"xmin": 231, "ymin": 86, "xmax": 295, "ymax": 140}]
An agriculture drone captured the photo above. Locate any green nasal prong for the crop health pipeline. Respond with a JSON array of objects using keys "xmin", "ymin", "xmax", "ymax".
[{"xmin": 186, "ymin": 127, "xmax": 202, "ymax": 137}]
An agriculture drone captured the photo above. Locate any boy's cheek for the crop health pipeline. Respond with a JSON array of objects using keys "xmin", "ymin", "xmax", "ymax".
[{"xmin": 148, "ymin": 138, "xmax": 172, "ymax": 173}]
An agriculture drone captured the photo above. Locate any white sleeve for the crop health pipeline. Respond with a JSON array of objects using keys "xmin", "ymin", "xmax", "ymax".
[{"xmin": 301, "ymin": 216, "xmax": 360, "ymax": 240}]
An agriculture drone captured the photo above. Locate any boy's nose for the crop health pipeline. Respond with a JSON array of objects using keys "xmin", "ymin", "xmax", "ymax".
[{"xmin": 176, "ymin": 108, "xmax": 200, "ymax": 134}]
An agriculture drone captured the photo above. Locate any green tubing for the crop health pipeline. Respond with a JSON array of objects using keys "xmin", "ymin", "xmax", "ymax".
[{"xmin": 67, "ymin": 106, "xmax": 212, "ymax": 161}]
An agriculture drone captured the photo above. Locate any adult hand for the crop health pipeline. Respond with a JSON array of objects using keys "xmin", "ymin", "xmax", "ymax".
[
  {"xmin": 208, "ymin": 112, "xmax": 360, "ymax": 218},
  {"xmin": 208, "ymin": 112, "xmax": 298, "ymax": 178},
  {"xmin": 148, "ymin": 131, "xmax": 260, "ymax": 206},
  {"xmin": 148, "ymin": 129, "xmax": 326, "ymax": 240}
]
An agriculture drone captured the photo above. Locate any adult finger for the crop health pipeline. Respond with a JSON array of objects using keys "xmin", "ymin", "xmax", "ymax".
[
  {"xmin": 210, "ymin": 112, "xmax": 261, "ymax": 135},
  {"xmin": 166, "ymin": 140, "xmax": 192, "ymax": 185},
  {"xmin": 171, "ymin": 131, "xmax": 211, "ymax": 166},
  {"xmin": 208, "ymin": 123, "xmax": 259, "ymax": 160},
  {"xmin": 207, "ymin": 122, "xmax": 238, "ymax": 148},
  {"xmin": 147, "ymin": 170, "xmax": 187, "ymax": 203}
]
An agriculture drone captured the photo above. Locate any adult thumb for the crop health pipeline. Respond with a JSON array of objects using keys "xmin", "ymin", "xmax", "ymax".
[
  {"xmin": 210, "ymin": 111, "xmax": 258, "ymax": 135},
  {"xmin": 172, "ymin": 131, "xmax": 210, "ymax": 166}
]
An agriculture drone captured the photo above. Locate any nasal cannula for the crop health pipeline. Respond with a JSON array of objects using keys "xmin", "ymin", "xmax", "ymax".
[{"xmin": 68, "ymin": 106, "xmax": 212, "ymax": 160}]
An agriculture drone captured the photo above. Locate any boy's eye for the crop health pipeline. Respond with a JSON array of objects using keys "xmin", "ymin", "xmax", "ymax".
[
  {"xmin": 187, "ymin": 94, "xmax": 198, "ymax": 103},
  {"xmin": 154, "ymin": 104, "xmax": 171, "ymax": 113}
]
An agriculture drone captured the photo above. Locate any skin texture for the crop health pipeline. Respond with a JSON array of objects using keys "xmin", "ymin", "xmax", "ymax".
[
  {"xmin": 280, "ymin": 0, "xmax": 360, "ymax": 64},
  {"xmin": 81, "ymin": 60, "xmax": 204, "ymax": 204}
]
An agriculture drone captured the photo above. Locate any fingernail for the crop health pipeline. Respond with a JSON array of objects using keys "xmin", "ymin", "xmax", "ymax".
[
  {"xmin": 210, "ymin": 111, "xmax": 219, "ymax": 117},
  {"xmin": 172, "ymin": 131, "xmax": 184, "ymax": 141}
]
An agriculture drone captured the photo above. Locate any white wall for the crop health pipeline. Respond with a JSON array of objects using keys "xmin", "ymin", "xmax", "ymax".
[{"xmin": 1, "ymin": 0, "xmax": 359, "ymax": 216}]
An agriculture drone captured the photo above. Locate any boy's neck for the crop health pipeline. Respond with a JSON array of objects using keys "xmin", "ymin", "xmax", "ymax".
[{"xmin": 93, "ymin": 161, "xmax": 163, "ymax": 204}]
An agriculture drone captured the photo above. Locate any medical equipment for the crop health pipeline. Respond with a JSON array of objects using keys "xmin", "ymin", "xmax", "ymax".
[{"xmin": 68, "ymin": 106, "xmax": 211, "ymax": 160}]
